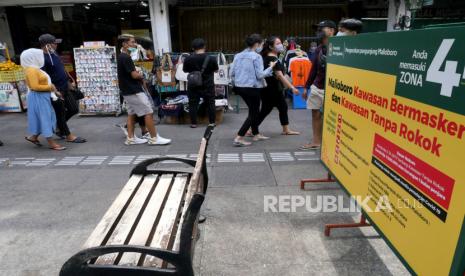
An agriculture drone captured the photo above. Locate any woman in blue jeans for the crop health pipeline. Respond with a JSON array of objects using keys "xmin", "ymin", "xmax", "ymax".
[{"xmin": 230, "ymin": 34, "xmax": 276, "ymax": 147}]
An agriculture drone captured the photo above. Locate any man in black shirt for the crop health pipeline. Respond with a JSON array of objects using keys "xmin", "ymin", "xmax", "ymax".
[
  {"xmin": 183, "ymin": 38, "xmax": 219, "ymax": 128},
  {"xmin": 117, "ymin": 34, "xmax": 171, "ymax": 145}
]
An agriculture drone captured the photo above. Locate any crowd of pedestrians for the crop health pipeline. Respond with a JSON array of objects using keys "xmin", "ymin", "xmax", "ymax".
[{"xmin": 10, "ymin": 18, "xmax": 361, "ymax": 151}]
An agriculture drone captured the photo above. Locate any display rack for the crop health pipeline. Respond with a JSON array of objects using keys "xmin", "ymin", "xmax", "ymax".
[
  {"xmin": 74, "ymin": 46, "xmax": 121, "ymax": 116},
  {"xmin": 0, "ymin": 43, "xmax": 27, "ymax": 112}
]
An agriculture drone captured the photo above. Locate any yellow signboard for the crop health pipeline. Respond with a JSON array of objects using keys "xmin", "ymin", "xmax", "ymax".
[{"xmin": 322, "ymin": 27, "xmax": 465, "ymax": 276}]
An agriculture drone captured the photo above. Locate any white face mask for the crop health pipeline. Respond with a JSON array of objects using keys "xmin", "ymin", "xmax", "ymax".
[
  {"xmin": 336, "ymin": 32, "xmax": 347, "ymax": 36},
  {"xmin": 45, "ymin": 44, "xmax": 55, "ymax": 65}
]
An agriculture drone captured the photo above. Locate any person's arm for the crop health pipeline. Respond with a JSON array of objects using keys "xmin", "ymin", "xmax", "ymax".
[
  {"xmin": 26, "ymin": 69, "xmax": 53, "ymax": 92},
  {"xmin": 253, "ymin": 56, "xmax": 274, "ymax": 80},
  {"xmin": 303, "ymin": 51, "xmax": 319, "ymax": 99},
  {"xmin": 229, "ymin": 56, "xmax": 236, "ymax": 79},
  {"xmin": 122, "ymin": 55, "xmax": 143, "ymax": 80},
  {"xmin": 275, "ymin": 71, "xmax": 299, "ymax": 95}
]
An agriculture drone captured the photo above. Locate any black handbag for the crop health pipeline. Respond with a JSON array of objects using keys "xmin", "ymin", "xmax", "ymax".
[
  {"xmin": 70, "ymin": 87, "xmax": 84, "ymax": 100},
  {"xmin": 187, "ymin": 56, "xmax": 209, "ymax": 88}
]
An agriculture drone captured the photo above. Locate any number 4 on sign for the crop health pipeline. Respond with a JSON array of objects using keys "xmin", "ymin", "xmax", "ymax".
[{"xmin": 426, "ymin": 39, "xmax": 462, "ymax": 97}]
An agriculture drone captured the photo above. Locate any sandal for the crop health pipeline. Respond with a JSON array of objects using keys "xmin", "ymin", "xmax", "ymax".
[
  {"xmin": 300, "ymin": 144, "xmax": 321, "ymax": 150},
  {"xmin": 49, "ymin": 145, "xmax": 67, "ymax": 151},
  {"xmin": 282, "ymin": 130, "xmax": 301, "ymax": 135},
  {"xmin": 66, "ymin": 137, "xmax": 87, "ymax": 143},
  {"xmin": 25, "ymin": 136, "xmax": 42, "ymax": 147},
  {"xmin": 233, "ymin": 139, "xmax": 252, "ymax": 147}
]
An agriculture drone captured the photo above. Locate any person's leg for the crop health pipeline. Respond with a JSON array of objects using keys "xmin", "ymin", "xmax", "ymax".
[
  {"xmin": 52, "ymin": 99, "xmax": 71, "ymax": 138},
  {"xmin": 249, "ymin": 90, "xmax": 261, "ymax": 136},
  {"xmin": 144, "ymin": 113, "xmax": 157, "ymax": 138},
  {"xmin": 277, "ymin": 92, "xmax": 299, "ymax": 135},
  {"xmin": 301, "ymin": 86, "xmax": 324, "ymax": 149},
  {"xmin": 237, "ymin": 89, "xmax": 254, "ymax": 137},
  {"xmin": 312, "ymin": 110, "xmax": 323, "ymax": 144},
  {"xmin": 257, "ymin": 90, "xmax": 274, "ymax": 127},
  {"xmin": 63, "ymin": 90, "xmax": 79, "ymax": 122},
  {"xmin": 127, "ymin": 114, "xmax": 136, "ymax": 138},
  {"xmin": 136, "ymin": 116, "xmax": 147, "ymax": 136},
  {"xmin": 188, "ymin": 90, "xmax": 200, "ymax": 126},
  {"xmin": 205, "ymin": 93, "xmax": 216, "ymax": 125}
]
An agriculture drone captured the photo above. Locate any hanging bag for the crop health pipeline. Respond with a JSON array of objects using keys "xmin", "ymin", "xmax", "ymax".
[
  {"xmin": 175, "ymin": 53, "xmax": 189, "ymax": 82},
  {"xmin": 156, "ymin": 53, "xmax": 176, "ymax": 87},
  {"xmin": 214, "ymin": 53, "xmax": 230, "ymax": 85},
  {"xmin": 187, "ymin": 55, "xmax": 210, "ymax": 88}
]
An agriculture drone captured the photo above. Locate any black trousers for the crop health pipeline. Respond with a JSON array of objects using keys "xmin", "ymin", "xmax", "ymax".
[
  {"xmin": 236, "ymin": 87, "xmax": 262, "ymax": 136},
  {"xmin": 52, "ymin": 89, "xmax": 79, "ymax": 136},
  {"xmin": 257, "ymin": 88, "xmax": 289, "ymax": 127},
  {"xmin": 52, "ymin": 99, "xmax": 71, "ymax": 136},
  {"xmin": 63, "ymin": 89, "xmax": 79, "ymax": 121},
  {"xmin": 188, "ymin": 89, "xmax": 216, "ymax": 125}
]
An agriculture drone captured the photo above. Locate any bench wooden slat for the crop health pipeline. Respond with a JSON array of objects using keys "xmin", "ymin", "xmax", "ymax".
[
  {"xmin": 143, "ymin": 174, "xmax": 189, "ymax": 267},
  {"xmin": 117, "ymin": 174, "xmax": 180, "ymax": 266},
  {"xmin": 95, "ymin": 174, "xmax": 164, "ymax": 265},
  {"xmin": 172, "ymin": 140, "xmax": 206, "ymax": 252},
  {"xmin": 83, "ymin": 175, "xmax": 143, "ymax": 249}
]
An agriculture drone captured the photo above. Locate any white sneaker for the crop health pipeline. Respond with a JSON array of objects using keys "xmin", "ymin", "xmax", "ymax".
[
  {"xmin": 147, "ymin": 134, "xmax": 171, "ymax": 145},
  {"xmin": 125, "ymin": 136, "xmax": 148, "ymax": 145},
  {"xmin": 142, "ymin": 132, "xmax": 151, "ymax": 139}
]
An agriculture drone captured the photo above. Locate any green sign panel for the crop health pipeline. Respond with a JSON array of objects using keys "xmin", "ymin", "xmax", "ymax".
[{"xmin": 327, "ymin": 26, "xmax": 465, "ymax": 116}]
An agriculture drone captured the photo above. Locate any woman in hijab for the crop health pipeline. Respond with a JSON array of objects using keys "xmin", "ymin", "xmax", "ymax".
[{"xmin": 21, "ymin": 48, "xmax": 66, "ymax": 150}]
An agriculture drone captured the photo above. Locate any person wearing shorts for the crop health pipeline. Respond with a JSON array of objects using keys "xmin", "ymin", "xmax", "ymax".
[
  {"xmin": 301, "ymin": 20, "xmax": 336, "ymax": 150},
  {"xmin": 117, "ymin": 34, "xmax": 171, "ymax": 146}
]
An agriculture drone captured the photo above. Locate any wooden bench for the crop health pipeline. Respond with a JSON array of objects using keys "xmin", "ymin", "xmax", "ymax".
[{"xmin": 60, "ymin": 126, "xmax": 214, "ymax": 276}]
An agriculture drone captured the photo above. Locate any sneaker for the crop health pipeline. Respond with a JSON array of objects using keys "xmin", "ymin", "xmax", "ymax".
[
  {"xmin": 125, "ymin": 136, "xmax": 148, "ymax": 145},
  {"xmin": 147, "ymin": 134, "xmax": 171, "ymax": 145},
  {"xmin": 233, "ymin": 138, "xmax": 252, "ymax": 147},
  {"xmin": 142, "ymin": 132, "xmax": 151, "ymax": 139},
  {"xmin": 253, "ymin": 134, "xmax": 270, "ymax": 141}
]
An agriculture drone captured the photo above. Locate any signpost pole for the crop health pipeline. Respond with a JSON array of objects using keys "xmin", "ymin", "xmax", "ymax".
[
  {"xmin": 324, "ymin": 213, "xmax": 370, "ymax": 237},
  {"xmin": 300, "ymin": 173, "xmax": 372, "ymax": 237},
  {"xmin": 299, "ymin": 172, "xmax": 335, "ymax": 190}
]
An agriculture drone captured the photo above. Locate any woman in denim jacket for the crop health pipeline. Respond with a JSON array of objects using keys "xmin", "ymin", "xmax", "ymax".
[{"xmin": 230, "ymin": 34, "xmax": 276, "ymax": 146}]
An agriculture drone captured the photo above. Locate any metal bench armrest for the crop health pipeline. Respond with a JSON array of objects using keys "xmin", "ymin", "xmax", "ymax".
[
  {"xmin": 131, "ymin": 157, "xmax": 196, "ymax": 176},
  {"xmin": 60, "ymin": 245, "xmax": 179, "ymax": 276}
]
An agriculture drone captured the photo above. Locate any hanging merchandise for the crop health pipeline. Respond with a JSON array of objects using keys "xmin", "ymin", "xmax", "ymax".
[
  {"xmin": 156, "ymin": 53, "xmax": 176, "ymax": 87},
  {"xmin": 0, "ymin": 82, "xmax": 21, "ymax": 112},
  {"xmin": 73, "ymin": 46, "xmax": 121, "ymax": 115},
  {"xmin": 288, "ymin": 49, "xmax": 312, "ymax": 87},
  {"xmin": 214, "ymin": 53, "xmax": 230, "ymax": 85},
  {"xmin": 215, "ymin": 85, "xmax": 227, "ymax": 97},
  {"xmin": 175, "ymin": 53, "xmax": 190, "ymax": 92},
  {"xmin": 175, "ymin": 53, "xmax": 189, "ymax": 82},
  {"xmin": 0, "ymin": 44, "xmax": 27, "ymax": 112},
  {"xmin": 16, "ymin": 80, "xmax": 28, "ymax": 110}
]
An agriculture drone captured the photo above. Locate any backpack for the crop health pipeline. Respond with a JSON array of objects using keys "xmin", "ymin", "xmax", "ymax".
[{"xmin": 187, "ymin": 55, "xmax": 209, "ymax": 88}]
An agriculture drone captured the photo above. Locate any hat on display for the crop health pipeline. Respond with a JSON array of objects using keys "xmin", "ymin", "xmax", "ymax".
[
  {"xmin": 38, "ymin": 34, "xmax": 62, "ymax": 46},
  {"xmin": 316, "ymin": 20, "xmax": 337, "ymax": 29}
]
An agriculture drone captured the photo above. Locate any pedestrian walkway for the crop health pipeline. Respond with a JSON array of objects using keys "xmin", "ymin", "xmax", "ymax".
[
  {"xmin": 0, "ymin": 111, "xmax": 409, "ymax": 276},
  {"xmin": 0, "ymin": 151, "xmax": 319, "ymax": 168}
]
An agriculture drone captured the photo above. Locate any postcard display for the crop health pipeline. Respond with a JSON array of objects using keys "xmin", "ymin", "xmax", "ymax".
[{"xmin": 74, "ymin": 46, "xmax": 121, "ymax": 115}]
